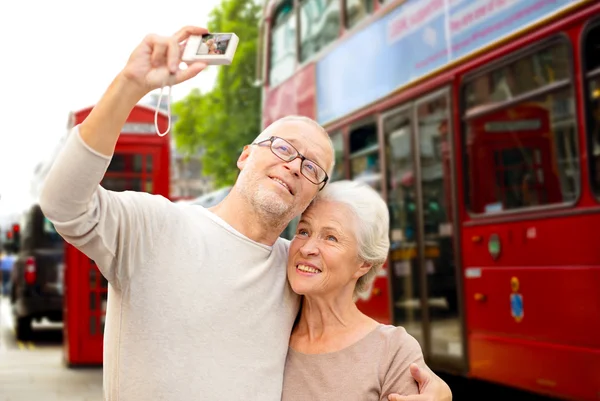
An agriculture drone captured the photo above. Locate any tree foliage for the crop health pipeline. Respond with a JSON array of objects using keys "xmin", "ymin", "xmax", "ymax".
[{"xmin": 173, "ymin": 0, "xmax": 262, "ymax": 187}]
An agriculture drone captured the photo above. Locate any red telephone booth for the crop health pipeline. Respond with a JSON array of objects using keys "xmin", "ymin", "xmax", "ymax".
[{"xmin": 62, "ymin": 104, "xmax": 171, "ymax": 366}]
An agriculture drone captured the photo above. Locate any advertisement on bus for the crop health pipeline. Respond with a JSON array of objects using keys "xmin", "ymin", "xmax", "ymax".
[{"xmin": 316, "ymin": 0, "xmax": 584, "ymax": 124}]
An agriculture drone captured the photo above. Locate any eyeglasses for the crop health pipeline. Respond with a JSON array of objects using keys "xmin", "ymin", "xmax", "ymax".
[{"xmin": 253, "ymin": 136, "xmax": 329, "ymax": 189}]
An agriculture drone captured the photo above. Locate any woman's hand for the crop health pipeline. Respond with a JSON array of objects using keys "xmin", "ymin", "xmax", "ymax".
[{"xmin": 388, "ymin": 364, "xmax": 452, "ymax": 401}]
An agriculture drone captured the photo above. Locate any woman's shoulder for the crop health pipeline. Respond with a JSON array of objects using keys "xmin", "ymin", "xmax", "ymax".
[
  {"xmin": 372, "ymin": 325, "xmax": 424, "ymax": 392},
  {"xmin": 373, "ymin": 324, "xmax": 415, "ymax": 341},
  {"xmin": 372, "ymin": 324, "xmax": 423, "ymax": 356}
]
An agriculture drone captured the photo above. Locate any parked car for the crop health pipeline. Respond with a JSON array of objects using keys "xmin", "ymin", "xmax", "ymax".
[
  {"xmin": 189, "ymin": 186, "xmax": 232, "ymax": 208},
  {"xmin": 9, "ymin": 204, "xmax": 64, "ymax": 340}
]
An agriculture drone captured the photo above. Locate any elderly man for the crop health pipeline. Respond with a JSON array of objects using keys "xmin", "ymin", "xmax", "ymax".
[{"xmin": 40, "ymin": 26, "xmax": 451, "ymax": 401}]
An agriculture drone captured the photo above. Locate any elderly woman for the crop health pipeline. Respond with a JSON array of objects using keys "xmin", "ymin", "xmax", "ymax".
[{"xmin": 282, "ymin": 180, "xmax": 426, "ymax": 401}]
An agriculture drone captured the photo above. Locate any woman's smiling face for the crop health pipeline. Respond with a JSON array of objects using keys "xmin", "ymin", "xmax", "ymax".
[{"xmin": 287, "ymin": 200, "xmax": 370, "ymax": 297}]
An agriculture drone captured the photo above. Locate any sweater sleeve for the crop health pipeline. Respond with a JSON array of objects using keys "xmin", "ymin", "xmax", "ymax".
[
  {"xmin": 379, "ymin": 327, "xmax": 425, "ymax": 400},
  {"xmin": 39, "ymin": 125, "xmax": 170, "ymax": 290}
]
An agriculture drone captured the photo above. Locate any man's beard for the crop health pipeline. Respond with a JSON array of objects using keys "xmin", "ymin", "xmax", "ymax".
[
  {"xmin": 253, "ymin": 185, "xmax": 291, "ymax": 216},
  {"xmin": 238, "ymin": 172, "xmax": 294, "ymax": 224}
]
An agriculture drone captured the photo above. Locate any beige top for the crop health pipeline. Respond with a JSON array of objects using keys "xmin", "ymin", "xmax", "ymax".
[{"xmin": 282, "ymin": 324, "xmax": 424, "ymax": 401}]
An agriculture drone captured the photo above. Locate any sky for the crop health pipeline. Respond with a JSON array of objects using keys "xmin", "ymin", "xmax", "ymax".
[{"xmin": 0, "ymin": 0, "xmax": 223, "ymax": 223}]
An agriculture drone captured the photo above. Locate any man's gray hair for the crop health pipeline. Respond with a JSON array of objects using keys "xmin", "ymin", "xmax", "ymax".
[
  {"xmin": 253, "ymin": 115, "xmax": 336, "ymax": 179},
  {"xmin": 312, "ymin": 180, "xmax": 390, "ymax": 297}
]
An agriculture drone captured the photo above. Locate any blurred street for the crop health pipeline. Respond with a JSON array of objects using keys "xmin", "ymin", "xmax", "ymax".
[{"xmin": 0, "ymin": 296, "xmax": 103, "ymax": 401}]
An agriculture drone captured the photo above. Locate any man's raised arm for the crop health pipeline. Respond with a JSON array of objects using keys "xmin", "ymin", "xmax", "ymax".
[{"xmin": 39, "ymin": 27, "xmax": 208, "ymax": 287}]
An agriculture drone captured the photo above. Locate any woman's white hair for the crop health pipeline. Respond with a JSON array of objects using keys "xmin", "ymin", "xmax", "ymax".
[{"xmin": 312, "ymin": 180, "xmax": 390, "ymax": 297}]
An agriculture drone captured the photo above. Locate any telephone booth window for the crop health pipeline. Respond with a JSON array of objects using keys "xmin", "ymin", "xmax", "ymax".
[
  {"xmin": 102, "ymin": 153, "xmax": 154, "ymax": 192},
  {"xmin": 88, "ymin": 261, "xmax": 108, "ymax": 336}
]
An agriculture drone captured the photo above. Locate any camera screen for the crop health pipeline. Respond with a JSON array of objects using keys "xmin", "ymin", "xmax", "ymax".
[{"xmin": 196, "ymin": 33, "xmax": 232, "ymax": 56}]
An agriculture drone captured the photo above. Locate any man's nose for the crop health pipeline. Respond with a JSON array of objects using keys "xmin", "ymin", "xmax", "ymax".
[{"xmin": 283, "ymin": 157, "xmax": 302, "ymax": 177}]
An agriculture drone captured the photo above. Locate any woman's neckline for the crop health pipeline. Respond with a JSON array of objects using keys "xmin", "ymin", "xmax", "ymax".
[{"xmin": 288, "ymin": 323, "xmax": 385, "ymax": 356}]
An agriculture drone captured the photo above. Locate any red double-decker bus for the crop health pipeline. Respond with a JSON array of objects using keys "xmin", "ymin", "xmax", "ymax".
[{"xmin": 257, "ymin": 0, "xmax": 600, "ymax": 399}]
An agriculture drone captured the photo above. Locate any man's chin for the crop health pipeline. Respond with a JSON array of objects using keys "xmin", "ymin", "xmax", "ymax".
[{"xmin": 255, "ymin": 191, "xmax": 292, "ymax": 217}]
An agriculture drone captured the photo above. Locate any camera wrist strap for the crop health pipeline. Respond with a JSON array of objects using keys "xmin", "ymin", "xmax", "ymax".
[{"xmin": 154, "ymin": 74, "xmax": 174, "ymax": 137}]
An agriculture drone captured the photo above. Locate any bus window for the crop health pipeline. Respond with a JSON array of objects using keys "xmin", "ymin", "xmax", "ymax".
[
  {"xmin": 584, "ymin": 22, "xmax": 600, "ymax": 198},
  {"xmin": 330, "ymin": 131, "xmax": 345, "ymax": 182},
  {"xmin": 270, "ymin": 0, "xmax": 297, "ymax": 86},
  {"xmin": 299, "ymin": 0, "xmax": 340, "ymax": 62},
  {"xmin": 349, "ymin": 121, "xmax": 382, "ymax": 195},
  {"xmin": 417, "ymin": 96, "xmax": 450, "ymax": 234},
  {"xmin": 384, "ymin": 108, "xmax": 420, "ymax": 328},
  {"xmin": 345, "ymin": 0, "xmax": 373, "ymax": 29},
  {"xmin": 462, "ymin": 40, "xmax": 579, "ymax": 214},
  {"xmin": 385, "ymin": 110, "xmax": 415, "ymax": 242},
  {"xmin": 465, "ymin": 43, "xmax": 571, "ymax": 110}
]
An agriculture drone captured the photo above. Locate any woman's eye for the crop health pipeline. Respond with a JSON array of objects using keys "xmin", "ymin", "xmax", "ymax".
[
  {"xmin": 326, "ymin": 235, "xmax": 337, "ymax": 242},
  {"xmin": 297, "ymin": 229, "xmax": 308, "ymax": 236}
]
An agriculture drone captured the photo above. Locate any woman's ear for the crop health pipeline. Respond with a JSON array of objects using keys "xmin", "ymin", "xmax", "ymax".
[{"xmin": 353, "ymin": 261, "xmax": 373, "ymax": 280}]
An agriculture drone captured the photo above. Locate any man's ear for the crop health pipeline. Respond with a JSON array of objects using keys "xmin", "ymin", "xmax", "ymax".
[{"xmin": 237, "ymin": 145, "xmax": 251, "ymax": 171}]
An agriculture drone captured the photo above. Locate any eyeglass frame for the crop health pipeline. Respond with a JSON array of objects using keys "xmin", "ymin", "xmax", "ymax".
[{"xmin": 252, "ymin": 136, "xmax": 329, "ymax": 190}]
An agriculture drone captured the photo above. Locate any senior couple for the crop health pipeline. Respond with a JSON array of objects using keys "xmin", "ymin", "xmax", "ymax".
[{"xmin": 40, "ymin": 25, "xmax": 452, "ymax": 400}]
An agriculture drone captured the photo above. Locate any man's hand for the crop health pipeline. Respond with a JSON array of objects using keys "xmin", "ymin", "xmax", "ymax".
[
  {"xmin": 387, "ymin": 364, "xmax": 452, "ymax": 401},
  {"xmin": 79, "ymin": 26, "xmax": 210, "ymax": 156},
  {"xmin": 121, "ymin": 25, "xmax": 209, "ymax": 95}
]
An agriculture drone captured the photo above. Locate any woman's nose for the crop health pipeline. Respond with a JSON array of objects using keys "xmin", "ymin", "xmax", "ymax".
[{"xmin": 299, "ymin": 239, "xmax": 319, "ymax": 256}]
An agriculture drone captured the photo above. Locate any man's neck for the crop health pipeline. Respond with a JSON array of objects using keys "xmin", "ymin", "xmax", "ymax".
[{"xmin": 209, "ymin": 188, "xmax": 290, "ymax": 246}]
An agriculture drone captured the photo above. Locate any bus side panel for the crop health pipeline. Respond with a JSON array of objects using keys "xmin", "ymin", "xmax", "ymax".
[
  {"xmin": 468, "ymin": 332, "xmax": 600, "ymax": 401},
  {"xmin": 462, "ymin": 214, "xmax": 600, "ymax": 268},
  {"xmin": 462, "ymin": 262, "xmax": 600, "ymax": 400},
  {"xmin": 262, "ymin": 64, "xmax": 316, "ymax": 128},
  {"xmin": 463, "ymin": 265, "xmax": 600, "ymax": 348}
]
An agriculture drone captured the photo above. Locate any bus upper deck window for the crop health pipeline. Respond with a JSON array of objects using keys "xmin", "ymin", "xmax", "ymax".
[
  {"xmin": 299, "ymin": 0, "xmax": 340, "ymax": 62},
  {"xmin": 270, "ymin": 0, "xmax": 297, "ymax": 87},
  {"xmin": 345, "ymin": 0, "xmax": 374, "ymax": 29}
]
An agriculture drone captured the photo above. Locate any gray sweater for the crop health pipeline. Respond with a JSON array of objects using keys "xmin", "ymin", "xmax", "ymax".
[{"xmin": 40, "ymin": 126, "xmax": 301, "ymax": 400}]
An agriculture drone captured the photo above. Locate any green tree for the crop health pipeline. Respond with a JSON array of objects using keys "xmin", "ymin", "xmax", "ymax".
[{"xmin": 173, "ymin": 0, "xmax": 262, "ymax": 187}]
